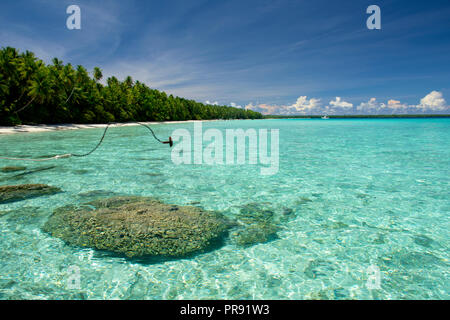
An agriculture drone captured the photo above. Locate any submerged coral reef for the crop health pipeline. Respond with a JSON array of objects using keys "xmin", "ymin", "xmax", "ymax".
[
  {"xmin": 43, "ymin": 196, "xmax": 232, "ymax": 258},
  {"xmin": 229, "ymin": 203, "xmax": 292, "ymax": 247},
  {"xmin": 231, "ymin": 223, "xmax": 280, "ymax": 247},
  {"xmin": 0, "ymin": 184, "xmax": 62, "ymax": 204}
]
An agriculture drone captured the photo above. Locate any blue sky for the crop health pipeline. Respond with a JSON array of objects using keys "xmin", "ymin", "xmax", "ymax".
[{"xmin": 1, "ymin": 0, "xmax": 449, "ymax": 114}]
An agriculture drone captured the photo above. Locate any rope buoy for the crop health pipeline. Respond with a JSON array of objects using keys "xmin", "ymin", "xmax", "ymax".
[{"xmin": 0, "ymin": 122, "xmax": 172, "ymax": 162}]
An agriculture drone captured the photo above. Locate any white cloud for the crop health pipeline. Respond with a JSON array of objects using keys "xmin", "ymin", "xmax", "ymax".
[
  {"xmin": 245, "ymin": 102, "xmax": 257, "ymax": 111},
  {"xmin": 329, "ymin": 97, "xmax": 353, "ymax": 108},
  {"xmin": 244, "ymin": 96, "xmax": 322, "ymax": 115},
  {"xmin": 291, "ymin": 96, "xmax": 321, "ymax": 113},
  {"xmin": 387, "ymin": 99, "xmax": 408, "ymax": 111},
  {"xmin": 206, "ymin": 100, "xmax": 219, "ymax": 106},
  {"xmin": 356, "ymin": 97, "xmax": 411, "ymax": 114},
  {"xmin": 356, "ymin": 91, "xmax": 448, "ymax": 114},
  {"xmin": 230, "ymin": 102, "xmax": 242, "ymax": 108},
  {"xmin": 419, "ymin": 91, "xmax": 446, "ymax": 111},
  {"xmin": 244, "ymin": 103, "xmax": 278, "ymax": 115},
  {"xmin": 246, "ymin": 91, "xmax": 449, "ymax": 115},
  {"xmin": 357, "ymin": 97, "xmax": 380, "ymax": 111}
]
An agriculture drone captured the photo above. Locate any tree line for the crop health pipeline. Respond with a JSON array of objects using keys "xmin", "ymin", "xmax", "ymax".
[{"xmin": 0, "ymin": 47, "xmax": 262, "ymax": 126}]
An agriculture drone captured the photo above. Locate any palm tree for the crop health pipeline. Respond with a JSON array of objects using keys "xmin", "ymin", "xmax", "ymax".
[
  {"xmin": 7, "ymin": 51, "xmax": 35, "ymax": 103},
  {"xmin": 0, "ymin": 47, "xmax": 21, "ymax": 108},
  {"xmin": 1, "ymin": 46, "xmax": 263, "ymax": 126},
  {"xmin": 61, "ymin": 64, "xmax": 77, "ymax": 104},
  {"xmin": 93, "ymin": 67, "xmax": 103, "ymax": 83},
  {"xmin": 0, "ymin": 47, "xmax": 19, "ymax": 79},
  {"xmin": 65, "ymin": 65, "xmax": 89, "ymax": 105},
  {"xmin": 15, "ymin": 66, "xmax": 52, "ymax": 114},
  {"xmin": 52, "ymin": 57, "xmax": 63, "ymax": 69},
  {"xmin": 0, "ymin": 73, "xmax": 9, "ymax": 98},
  {"xmin": 124, "ymin": 76, "xmax": 133, "ymax": 88}
]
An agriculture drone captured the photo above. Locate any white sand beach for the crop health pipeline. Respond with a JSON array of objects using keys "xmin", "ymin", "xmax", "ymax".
[{"xmin": 0, "ymin": 120, "xmax": 221, "ymax": 135}]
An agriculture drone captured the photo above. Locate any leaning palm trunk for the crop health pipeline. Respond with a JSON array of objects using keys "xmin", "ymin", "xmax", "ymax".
[
  {"xmin": 15, "ymin": 88, "xmax": 26, "ymax": 104},
  {"xmin": 65, "ymin": 86, "xmax": 76, "ymax": 104},
  {"xmin": 14, "ymin": 95, "xmax": 36, "ymax": 114}
]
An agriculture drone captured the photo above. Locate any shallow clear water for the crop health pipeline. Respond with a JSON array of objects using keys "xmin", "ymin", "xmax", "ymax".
[{"xmin": 0, "ymin": 119, "xmax": 449, "ymax": 300}]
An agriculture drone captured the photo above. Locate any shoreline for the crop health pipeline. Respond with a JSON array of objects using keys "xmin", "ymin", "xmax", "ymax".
[
  {"xmin": 2, "ymin": 116, "xmax": 447, "ymax": 134},
  {"xmin": 0, "ymin": 120, "xmax": 223, "ymax": 135}
]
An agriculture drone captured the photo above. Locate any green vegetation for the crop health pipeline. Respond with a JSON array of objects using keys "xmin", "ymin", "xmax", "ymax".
[{"xmin": 0, "ymin": 47, "xmax": 262, "ymax": 126}]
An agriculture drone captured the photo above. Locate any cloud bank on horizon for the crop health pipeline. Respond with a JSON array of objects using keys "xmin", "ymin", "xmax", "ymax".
[{"xmin": 243, "ymin": 90, "xmax": 449, "ymax": 115}]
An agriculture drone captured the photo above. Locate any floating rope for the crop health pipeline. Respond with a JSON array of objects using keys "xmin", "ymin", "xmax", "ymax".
[
  {"xmin": 0, "ymin": 154, "xmax": 72, "ymax": 162},
  {"xmin": 0, "ymin": 122, "xmax": 173, "ymax": 162},
  {"xmin": 70, "ymin": 123, "xmax": 112, "ymax": 158}
]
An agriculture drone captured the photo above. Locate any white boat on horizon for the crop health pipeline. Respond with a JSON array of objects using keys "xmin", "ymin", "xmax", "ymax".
[{"xmin": 321, "ymin": 115, "xmax": 329, "ymax": 119}]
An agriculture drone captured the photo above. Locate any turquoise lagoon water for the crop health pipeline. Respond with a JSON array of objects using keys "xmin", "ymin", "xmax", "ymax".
[{"xmin": 0, "ymin": 119, "xmax": 448, "ymax": 299}]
